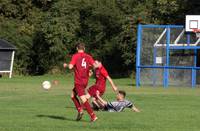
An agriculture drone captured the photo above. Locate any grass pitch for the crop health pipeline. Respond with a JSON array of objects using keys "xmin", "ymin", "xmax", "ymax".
[{"xmin": 0, "ymin": 75, "xmax": 200, "ymax": 131}]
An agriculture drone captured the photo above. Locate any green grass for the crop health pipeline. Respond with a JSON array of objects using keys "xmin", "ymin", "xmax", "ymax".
[{"xmin": 0, "ymin": 75, "xmax": 200, "ymax": 131}]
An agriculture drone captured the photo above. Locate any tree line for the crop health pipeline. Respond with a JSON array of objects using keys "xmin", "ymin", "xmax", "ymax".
[{"xmin": 0, "ymin": 0, "xmax": 199, "ymax": 76}]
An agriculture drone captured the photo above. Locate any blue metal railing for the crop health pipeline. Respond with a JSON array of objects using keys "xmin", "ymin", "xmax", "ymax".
[{"xmin": 136, "ymin": 24, "xmax": 199, "ymax": 88}]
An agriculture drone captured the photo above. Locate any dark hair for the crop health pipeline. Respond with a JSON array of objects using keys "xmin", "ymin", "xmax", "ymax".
[
  {"xmin": 95, "ymin": 57, "xmax": 103, "ymax": 62},
  {"xmin": 76, "ymin": 42, "xmax": 85, "ymax": 50},
  {"xmin": 119, "ymin": 90, "xmax": 126, "ymax": 97}
]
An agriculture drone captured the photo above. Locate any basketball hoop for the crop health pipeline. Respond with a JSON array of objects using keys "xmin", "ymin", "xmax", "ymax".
[{"xmin": 192, "ymin": 29, "xmax": 200, "ymax": 38}]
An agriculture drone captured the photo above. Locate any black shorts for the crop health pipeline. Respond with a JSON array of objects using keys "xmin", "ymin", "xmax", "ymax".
[{"xmin": 103, "ymin": 103, "xmax": 113, "ymax": 111}]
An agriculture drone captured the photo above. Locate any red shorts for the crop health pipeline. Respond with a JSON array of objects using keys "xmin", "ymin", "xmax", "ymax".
[
  {"xmin": 73, "ymin": 84, "xmax": 87, "ymax": 97},
  {"xmin": 88, "ymin": 85, "xmax": 105, "ymax": 98}
]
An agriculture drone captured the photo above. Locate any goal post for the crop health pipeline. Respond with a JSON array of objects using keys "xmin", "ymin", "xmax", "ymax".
[{"xmin": 136, "ymin": 24, "xmax": 200, "ymax": 88}]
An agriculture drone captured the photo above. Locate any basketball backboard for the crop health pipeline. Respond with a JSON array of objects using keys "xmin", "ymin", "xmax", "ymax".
[{"xmin": 185, "ymin": 15, "xmax": 200, "ymax": 32}]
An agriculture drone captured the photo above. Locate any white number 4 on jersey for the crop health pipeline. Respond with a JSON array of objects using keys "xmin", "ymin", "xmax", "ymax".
[{"xmin": 81, "ymin": 58, "xmax": 87, "ymax": 68}]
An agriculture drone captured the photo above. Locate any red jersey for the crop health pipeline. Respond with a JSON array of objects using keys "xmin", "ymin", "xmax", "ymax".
[
  {"xmin": 95, "ymin": 65, "xmax": 109, "ymax": 92},
  {"xmin": 70, "ymin": 52, "xmax": 94, "ymax": 86}
]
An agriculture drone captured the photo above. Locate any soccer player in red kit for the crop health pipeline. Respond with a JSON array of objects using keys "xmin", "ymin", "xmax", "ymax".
[
  {"xmin": 63, "ymin": 42, "xmax": 98, "ymax": 122},
  {"xmin": 86, "ymin": 60, "xmax": 118, "ymax": 109}
]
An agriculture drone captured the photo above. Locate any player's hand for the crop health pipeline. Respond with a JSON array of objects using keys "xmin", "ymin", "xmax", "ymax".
[
  {"xmin": 113, "ymin": 87, "xmax": 118, "ymax": 93},
  {"xmin": 63, "ymin": 63, "xmax": 68, "ymax": 68},
  {"xmin": 89, "ymin": 70, "xmax": 93, "ymax": 77}
]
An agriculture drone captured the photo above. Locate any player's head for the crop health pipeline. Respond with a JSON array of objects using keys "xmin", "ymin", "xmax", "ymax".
[
  {"xmin": 76, "ymin": 42, "xmax": 85, "ymax": 52},
  {"xmin": 116, "ymin": 90, "xmax": 126, "ymax": 101},
  {"xmin": 94, "ymin": 58, "xmax": 102, "ymax": 68}
]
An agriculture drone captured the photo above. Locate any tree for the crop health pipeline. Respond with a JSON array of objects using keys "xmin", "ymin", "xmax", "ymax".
[{"xmin": 0, "ymin": 0, "xmax": 195, "ymax": 76}]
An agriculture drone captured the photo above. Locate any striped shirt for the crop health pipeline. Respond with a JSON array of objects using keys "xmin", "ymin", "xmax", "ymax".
[{"xmin": 106, "ymin": 100, "xmax": 133, "ymax": 112}]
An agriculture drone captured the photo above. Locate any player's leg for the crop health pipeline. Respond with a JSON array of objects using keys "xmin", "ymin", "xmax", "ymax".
[
  {"xmin": 94, "ymin": 91, "xmax": 107, "ymax": 109},
  {"xmin": 71, "ymin": 89, "xmax": 83, "ymax": 113},
  {"xmin": 86, "ymin": 85, "xmax": 96, "ymax": 100},
  {"xmin": 71, "ymin": 89, "xmax": 83, "ymax": 121},
  {"xmin": 76, "ymin": 84, "xmax": 97, "ymax": 122},
  {"xmin": 81, "ymin": 87, "xmax": 92, "ymax": 110},
  {"xmin": 79, "ymin": 95, "xmax": 97, "ymax": 122},
  {"xmin": 96, "ymin": 97, "xmax": 106, "ymax": 108},
  {"xmin": 85, "ymin": 93, "xmax": 100, "ymax": 110},
  {"xmin": 85, "ymin": 93, "xmax": 91, "ymax": 100},
  {"xmin": 91, "ymin": 97, "xmax": 101, "ymax": 111},
  {"xmin": 87, "ymin": 85, "xmax": 100, "ymax": 110}
]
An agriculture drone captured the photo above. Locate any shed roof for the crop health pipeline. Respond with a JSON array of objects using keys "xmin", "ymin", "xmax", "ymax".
[{"xmin": 0, "ymin": 39, "xmax": 16, "ymax": 50}]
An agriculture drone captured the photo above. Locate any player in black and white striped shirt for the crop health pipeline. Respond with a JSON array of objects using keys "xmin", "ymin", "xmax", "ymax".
[{"xmin": 93, "ymin": 90, "xmax": 140, "ymax": 112}]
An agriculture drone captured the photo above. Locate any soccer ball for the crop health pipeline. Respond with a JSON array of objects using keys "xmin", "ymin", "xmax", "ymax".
[{"xmin": 42, "ymin": 81, "xmax": 51, "ymax": 90}]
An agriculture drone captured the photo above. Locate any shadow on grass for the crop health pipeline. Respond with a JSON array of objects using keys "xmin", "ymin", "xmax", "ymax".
[
  {"xmin": 36, "ymin": 114, "xmax": 88, "ymax": 122},
  {"xmin": 36, "ymin": 114, "xmax": 76, "ymax": 122},
  {"xmin": 65, "ymin": 106, "xmax": 75, "ymax": 109}
]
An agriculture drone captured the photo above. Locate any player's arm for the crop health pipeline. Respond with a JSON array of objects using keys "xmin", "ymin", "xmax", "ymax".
[
  {"xmin": 92, "ymin": 61, "xmax": 100, "ymax": 68},
  {"xmin": 132, "ymin": 106, "xmax": 140, "ymax": 112},
  {"xmin": 63, "ymin": 63, "xmax": 74, "ymax": 69},
  {"xmin": 88, "ymin": 56, "xmax": 99, "ymax": 69},
  {"xmin": 127, "ymin": 101, "xmax": 140, "ymax": 112},
  {"xmin": 106, "ymin": 76, "xmax": 118, "ymax": 92},
  {"xmin": 63, "ymin": 55, "xmax": 76, "ymax": 70}
]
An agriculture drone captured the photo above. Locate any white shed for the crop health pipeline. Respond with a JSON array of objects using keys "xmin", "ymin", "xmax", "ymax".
[{"xmin": 0, "ymin": 39, "xmax": 16, "ymax": 78}]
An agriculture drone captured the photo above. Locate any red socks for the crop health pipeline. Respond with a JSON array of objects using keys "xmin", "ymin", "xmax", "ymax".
[
  {"xmin": 83, "ymin": 101, "xmax": 95, "ymax": 117},
  {"xmin": 71, "ymin": 96, "xmax": 82, "ymax": 113},
  {"xmin": 72, "ymin": 97, "xmax": 95, "ymax": 118}
]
